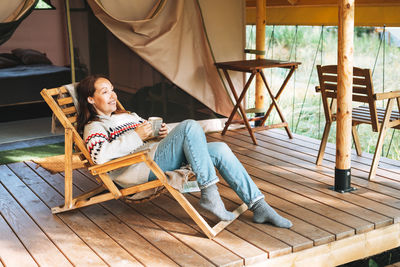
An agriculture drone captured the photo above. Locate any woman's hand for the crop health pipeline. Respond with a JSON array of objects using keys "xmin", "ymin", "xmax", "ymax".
[
  {"xmin": 135, "ymin": 122, "xmax": 153, "ymax": 140},
  {"xmin": 158, "ymin": 123, "xmax": 169, "ymax": 139}
]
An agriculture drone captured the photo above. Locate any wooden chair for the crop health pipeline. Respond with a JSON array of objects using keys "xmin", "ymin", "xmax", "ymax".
[
  {"xmin": 315, "ymin": 65, "xmax": 400, "ymax": 180},
  {"xmin": 40, "ymin": 85, "xmax": 247, "ymax": 239}
]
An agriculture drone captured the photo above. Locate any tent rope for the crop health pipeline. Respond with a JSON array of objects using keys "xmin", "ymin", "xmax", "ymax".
[
  {"xmin": 271, "ymin": 26, "xmax": 298, "ymax": 125},
  {"xmin": 318, "ymin": 26, "xmax": 324, "ymax": 138},
  {"xmin": 295, "ymin": 26, "xmax": 324, "ymax": 132},
  {"xmin": 292, "ymin": 25, "xmax": 298, "ymax": 129}
]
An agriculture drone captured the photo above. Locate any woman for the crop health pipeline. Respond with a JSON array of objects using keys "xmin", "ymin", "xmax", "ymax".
[{"xmin": 77, "ymin": 74, "xmax": 292, "ymax": 228}]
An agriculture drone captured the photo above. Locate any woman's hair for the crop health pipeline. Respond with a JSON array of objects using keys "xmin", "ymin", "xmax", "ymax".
[{"xmin": 76, "ymin": 74, "xmax": 126, "ymax": 133}]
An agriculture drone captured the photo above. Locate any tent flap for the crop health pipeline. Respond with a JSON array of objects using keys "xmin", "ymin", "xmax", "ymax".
[
  {"xmin": 0, "ymin": 0, "xmax": 37, "ymax": 45},
  {"xmin": 87, "ymin": 0, "xmax": 234, "ymax": 117}
]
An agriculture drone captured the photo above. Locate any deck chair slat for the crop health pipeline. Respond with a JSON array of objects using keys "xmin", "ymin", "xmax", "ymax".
[
  {"xmin": 46, "ymin": 87, "xmax": 69, "ymax": 96},
  {"xmin": 57, "ymin": 97, "xmax": 74, "ymax": 106},
  {"xmin": 62, "ymin": 106, "xmax": 77, "ymax": 115},
  {"xmin": 68, "ymin": 116, "xmax": 77, "ymax": 124}
]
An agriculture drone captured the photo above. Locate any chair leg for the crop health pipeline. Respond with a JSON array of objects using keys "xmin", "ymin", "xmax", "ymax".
[
  {"xmin": 64, "ymin": 128, "xmax": 74, "ymax": 209},
  {"xmin": 316, "ymin": 122, "xmax": 332, "ymax": 165},
  {"xmin": 369, "ymin": 98, "xmax": 394, "ymax": 180},
  {"xmin": 352, "ymin": 125, "xmax": 362, "ymax": 156}
]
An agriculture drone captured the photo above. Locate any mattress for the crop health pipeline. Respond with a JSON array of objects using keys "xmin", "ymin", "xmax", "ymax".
[{"xmin": 0, "ymin": 64, "xmax": 71, "ymax": 106}]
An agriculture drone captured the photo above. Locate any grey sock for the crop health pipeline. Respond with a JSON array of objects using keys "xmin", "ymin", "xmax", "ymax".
[
  {"xmin": 250, "ymin": 199, "xmax": 292, "ymax": 228},
  {"xmin": 200, "ymin": 184, "xmax": 235, "ymax": 221}
]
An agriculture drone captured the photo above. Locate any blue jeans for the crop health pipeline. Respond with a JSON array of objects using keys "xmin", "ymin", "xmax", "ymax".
[{"xmin": 148, "ymin": 120, "xmax": 264, "ymax": 208}]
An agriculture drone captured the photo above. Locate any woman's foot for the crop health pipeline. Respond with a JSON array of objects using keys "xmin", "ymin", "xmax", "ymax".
[
  {"xmin": 200, "ymin": 184, "xmax": 235, "ymax": 221},
  {"xmin": 250, "ymin": 199, "xmax": 292, "ymax": 228}
]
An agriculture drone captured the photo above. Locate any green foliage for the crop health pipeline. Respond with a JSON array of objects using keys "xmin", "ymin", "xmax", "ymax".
[
  {"xmin": 246, "ymin": 25, "xmax": 400, "ymax": 160},
  {"xmin": 0, "ymin": 143, "xmax": 64, "ymax": 164}
]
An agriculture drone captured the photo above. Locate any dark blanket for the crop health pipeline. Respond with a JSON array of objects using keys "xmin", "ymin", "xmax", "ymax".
[{"xmin": 0, "ymin": 64, "xmax": 71, "ymax": 106}]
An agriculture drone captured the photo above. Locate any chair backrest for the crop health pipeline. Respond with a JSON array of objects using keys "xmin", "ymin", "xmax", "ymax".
[
  {"xmin": 316, "ymin": 65, "xmax": 379, "ymax": 130},
  {"xmin": 41, "ymin": 86, "xmax": 125, "ymax": 166}
]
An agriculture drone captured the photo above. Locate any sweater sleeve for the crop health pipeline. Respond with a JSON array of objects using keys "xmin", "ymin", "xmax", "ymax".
[{"xmin": 83, "ymin": 120, "xmax": 144, "ymax": 164}]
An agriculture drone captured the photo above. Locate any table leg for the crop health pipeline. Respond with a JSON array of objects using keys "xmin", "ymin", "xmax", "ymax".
[
  {"xmin": 259, "ymin": 70, "xmax": 293, "ymax": 139},
  {"xmin": 260, "ymin": 66, "xmax": 297, "ymax": 125},
  {"xmin": 221, "ymin": 71, "xmax": 258, "ymax": 144}
]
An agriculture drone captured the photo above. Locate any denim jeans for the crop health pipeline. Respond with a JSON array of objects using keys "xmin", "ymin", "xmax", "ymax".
[{"xmin": 148, "ymin": 119, "xmax": 264, "ymax": 208}]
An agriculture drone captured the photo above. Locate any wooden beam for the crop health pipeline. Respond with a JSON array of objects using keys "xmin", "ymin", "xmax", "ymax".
[
  {"xmin": 246, "ymin": 6, "xmax": 400, "ymax": 26},
  {"xmin": 255, "ymin": 0, "xmax": 266, "ymax": 111},
  {"xmin": 336, "ymin": 0, "xmax": 354, "ymax": 171},
  {"xmin": 260, "ymin": 223, "xmax": 400, "ymax": 266},
  {"xmin": 247, "ymin": 0, "xmax": 400, "ymax": 8}
]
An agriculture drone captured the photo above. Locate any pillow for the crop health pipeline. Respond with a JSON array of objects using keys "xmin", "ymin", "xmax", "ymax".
[
  {"xmin": 0, "ymin": 53, "xmax": 21, "ymax": 68},
  {"xmin": 12, "ymin": 48, "xmax": 52, "ymax": 65}
]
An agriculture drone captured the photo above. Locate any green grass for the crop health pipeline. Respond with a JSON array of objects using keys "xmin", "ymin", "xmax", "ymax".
[
  {"xmin": 0, "ymin": 143, "xmax": 65, "ymax": 165},
  {"xmin": 246, "ymin": 25, "xmax": 400, "ymax": 160}
]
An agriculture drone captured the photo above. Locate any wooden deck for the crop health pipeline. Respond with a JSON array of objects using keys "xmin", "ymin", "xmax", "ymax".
[{"xmin": 1, "ymin": 128, "xmax": 400, "ymax": 266}]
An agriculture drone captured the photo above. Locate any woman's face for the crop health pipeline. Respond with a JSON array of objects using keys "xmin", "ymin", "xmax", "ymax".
[{"xmin": 88, "ymin": 78, "xmax": 117, "ymax": 116}]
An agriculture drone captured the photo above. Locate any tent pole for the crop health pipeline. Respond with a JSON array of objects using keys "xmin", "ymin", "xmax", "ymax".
[
  {"xmin": 335, "ymin": 0, "xmax": 355, "ymax": 193},
  {"xmin": 255, "ymin": 0, "xmax": 266, "ymax": 124},
  {"xmin": 65, "ymin": 0, "xmax": 75, "ymax": 83}
]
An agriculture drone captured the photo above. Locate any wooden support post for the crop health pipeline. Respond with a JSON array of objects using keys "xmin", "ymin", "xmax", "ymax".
[
  {"xmin": 64, "ymin": 127, "xmax": 74, "ymax": 208},
  {"xmin": 255, "ymin": 0, "xmax": 266, "ymax": 123},
  {"xmin": 335, "ymin": 0, "xmax": 355, "ymax": 192},
  {"xmin": 64, "ymin": 0, "xmax": 75, "ymax": 83}
]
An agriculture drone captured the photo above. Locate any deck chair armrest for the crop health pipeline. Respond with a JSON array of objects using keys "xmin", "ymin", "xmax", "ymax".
[
  {"xmin": 89, "ymin": 149, "xmax": 150, "ymax": 175},
  {"xmin": 374, "ymin": 91, "xmax": 400, "ymax": 100},
  {"xmin": 315, "ymin": 85, "xmax": 321, "ymax": 92}
]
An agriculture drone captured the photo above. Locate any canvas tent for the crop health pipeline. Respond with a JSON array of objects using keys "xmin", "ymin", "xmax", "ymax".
[
  {"xmin": 0, "ymin": 0, "xmax": 246, "ymax": 122},
  {"xmin": 0, "ymin": 0, "xmax": 37, "ymax": 45}
]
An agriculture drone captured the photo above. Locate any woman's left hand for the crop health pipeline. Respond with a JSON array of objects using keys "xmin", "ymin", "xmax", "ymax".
[{"xmin": 158, "ymin": 123, "xmax": 169, "ymax": 139}]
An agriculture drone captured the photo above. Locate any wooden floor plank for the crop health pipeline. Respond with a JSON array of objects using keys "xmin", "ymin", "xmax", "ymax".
[
  {"xmin": 267, "ymin": 128, "xmax": 400, "ymax": 173},
  {"xmin": 207, "ymin": 133, "xmax": 400, "ymax": 223},
  {"xmin": 20, "ymin": 162, "xmax": 147, "ymax": 266},
  {"xmin": 214, "ymin": 183, "xmax": 336, "ymax": 247},
  {"xmin": 2, "ymin": 163, "xmax": 107, "ymax": 266},
  {"xmin": 253, "ymin": 130, "xmax": 400, "ymax": 194},
  {"xmin": 150, "ymin": 193, "xmax": 268, "ymax": 265},
  {"xmin": 207, "ymin": 135, "xmax": 377, "ymax": 233},
  {"xmin": 187, "ymin": 189, "xmax": 314, "ymax": 253},
  {"xmin": 228, "ymin": 131, "xmax": 400, "ymax": 216},
  {"xmin": 0, "ymin": 213, "xmax": 37, "ymax": 267},
  {"xmin": 217, "ymin": 181, "xmax": 355, "ymax": 240},
  {"xmin": 255, "ymin": 129, "xmax": 400, "ymax": 182},
  {"xmin": 75, "ymin": 167, "xmax": 264, "ymax": 266},
  {"xmin": 180, "ymin": 193, "xmax": 293, "ymax": 258},
  {"xmin": 0, "ymin": 179, "xmax": 71, "ymax": 266},
  {"xmin": 73, "ymin": 165, "xmax": 245, "ymax": 267},
  {"xmin": 129, "ymin": 197, "xmax": 244, "ymax": 267},
  {"xmin": 22, "ymin": 162, "xmax": 180, "ymax": 267},
  {"xmin": 69, "ymin": 169, "xmax": 215, "ymax": 267}
]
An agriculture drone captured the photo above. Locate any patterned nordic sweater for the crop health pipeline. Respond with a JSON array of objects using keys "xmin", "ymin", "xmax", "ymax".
[{"xmin": 83, "ymin": 112, "xmax": 159, "ymax": 188}]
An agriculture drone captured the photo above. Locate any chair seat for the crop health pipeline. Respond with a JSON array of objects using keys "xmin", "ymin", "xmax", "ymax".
[
  {"xmin": 353, "ymin": 106, "xmax": 400, "ymax": 129},
  {"xmin": 331, "ymin": 106, "xmax": 400, "ymax": 130}
]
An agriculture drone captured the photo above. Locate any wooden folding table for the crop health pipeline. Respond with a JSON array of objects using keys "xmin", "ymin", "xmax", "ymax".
[{"xmin": 215, "ymin": 59, "xmax": 301, "ymax": 145}]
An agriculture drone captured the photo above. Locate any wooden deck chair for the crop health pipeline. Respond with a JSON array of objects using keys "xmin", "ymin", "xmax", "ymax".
[
  {"xmin": 40, "ymin": 85, "xmax": 247, "ymax": 239},
  {"xmin": 315, "ymin": 65, "xmax": 400, "ymax": 180}
]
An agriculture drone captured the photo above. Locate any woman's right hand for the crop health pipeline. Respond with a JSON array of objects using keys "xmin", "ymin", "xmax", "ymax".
[{"xmin": 135, "ymin": 122, "xmax": 153, "ymax": 140}]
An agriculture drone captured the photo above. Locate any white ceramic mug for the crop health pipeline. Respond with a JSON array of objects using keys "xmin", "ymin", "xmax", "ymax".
[{"xmin": 148, "ymin": 117, "xmax": 163, "ymax": 137}]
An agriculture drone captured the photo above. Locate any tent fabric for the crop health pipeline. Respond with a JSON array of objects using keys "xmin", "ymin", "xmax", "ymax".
[
  {"xmin": 0, "ymin": 0, "xmax": 38, "ymax": 45},
  {"xmin": 86, "ymin": 0, "xmax": 234, "ymax": 117}
]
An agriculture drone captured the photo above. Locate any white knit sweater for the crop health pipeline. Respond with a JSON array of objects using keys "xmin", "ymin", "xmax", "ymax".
[{"xmin": 83, "ymin": 112, "xmax": 159, "ymax": 188}]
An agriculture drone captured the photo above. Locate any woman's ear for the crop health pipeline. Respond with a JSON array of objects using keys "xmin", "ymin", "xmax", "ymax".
[{"xmin": 87, "ymin": 96, "xmax": 94, "ymax": 104}]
